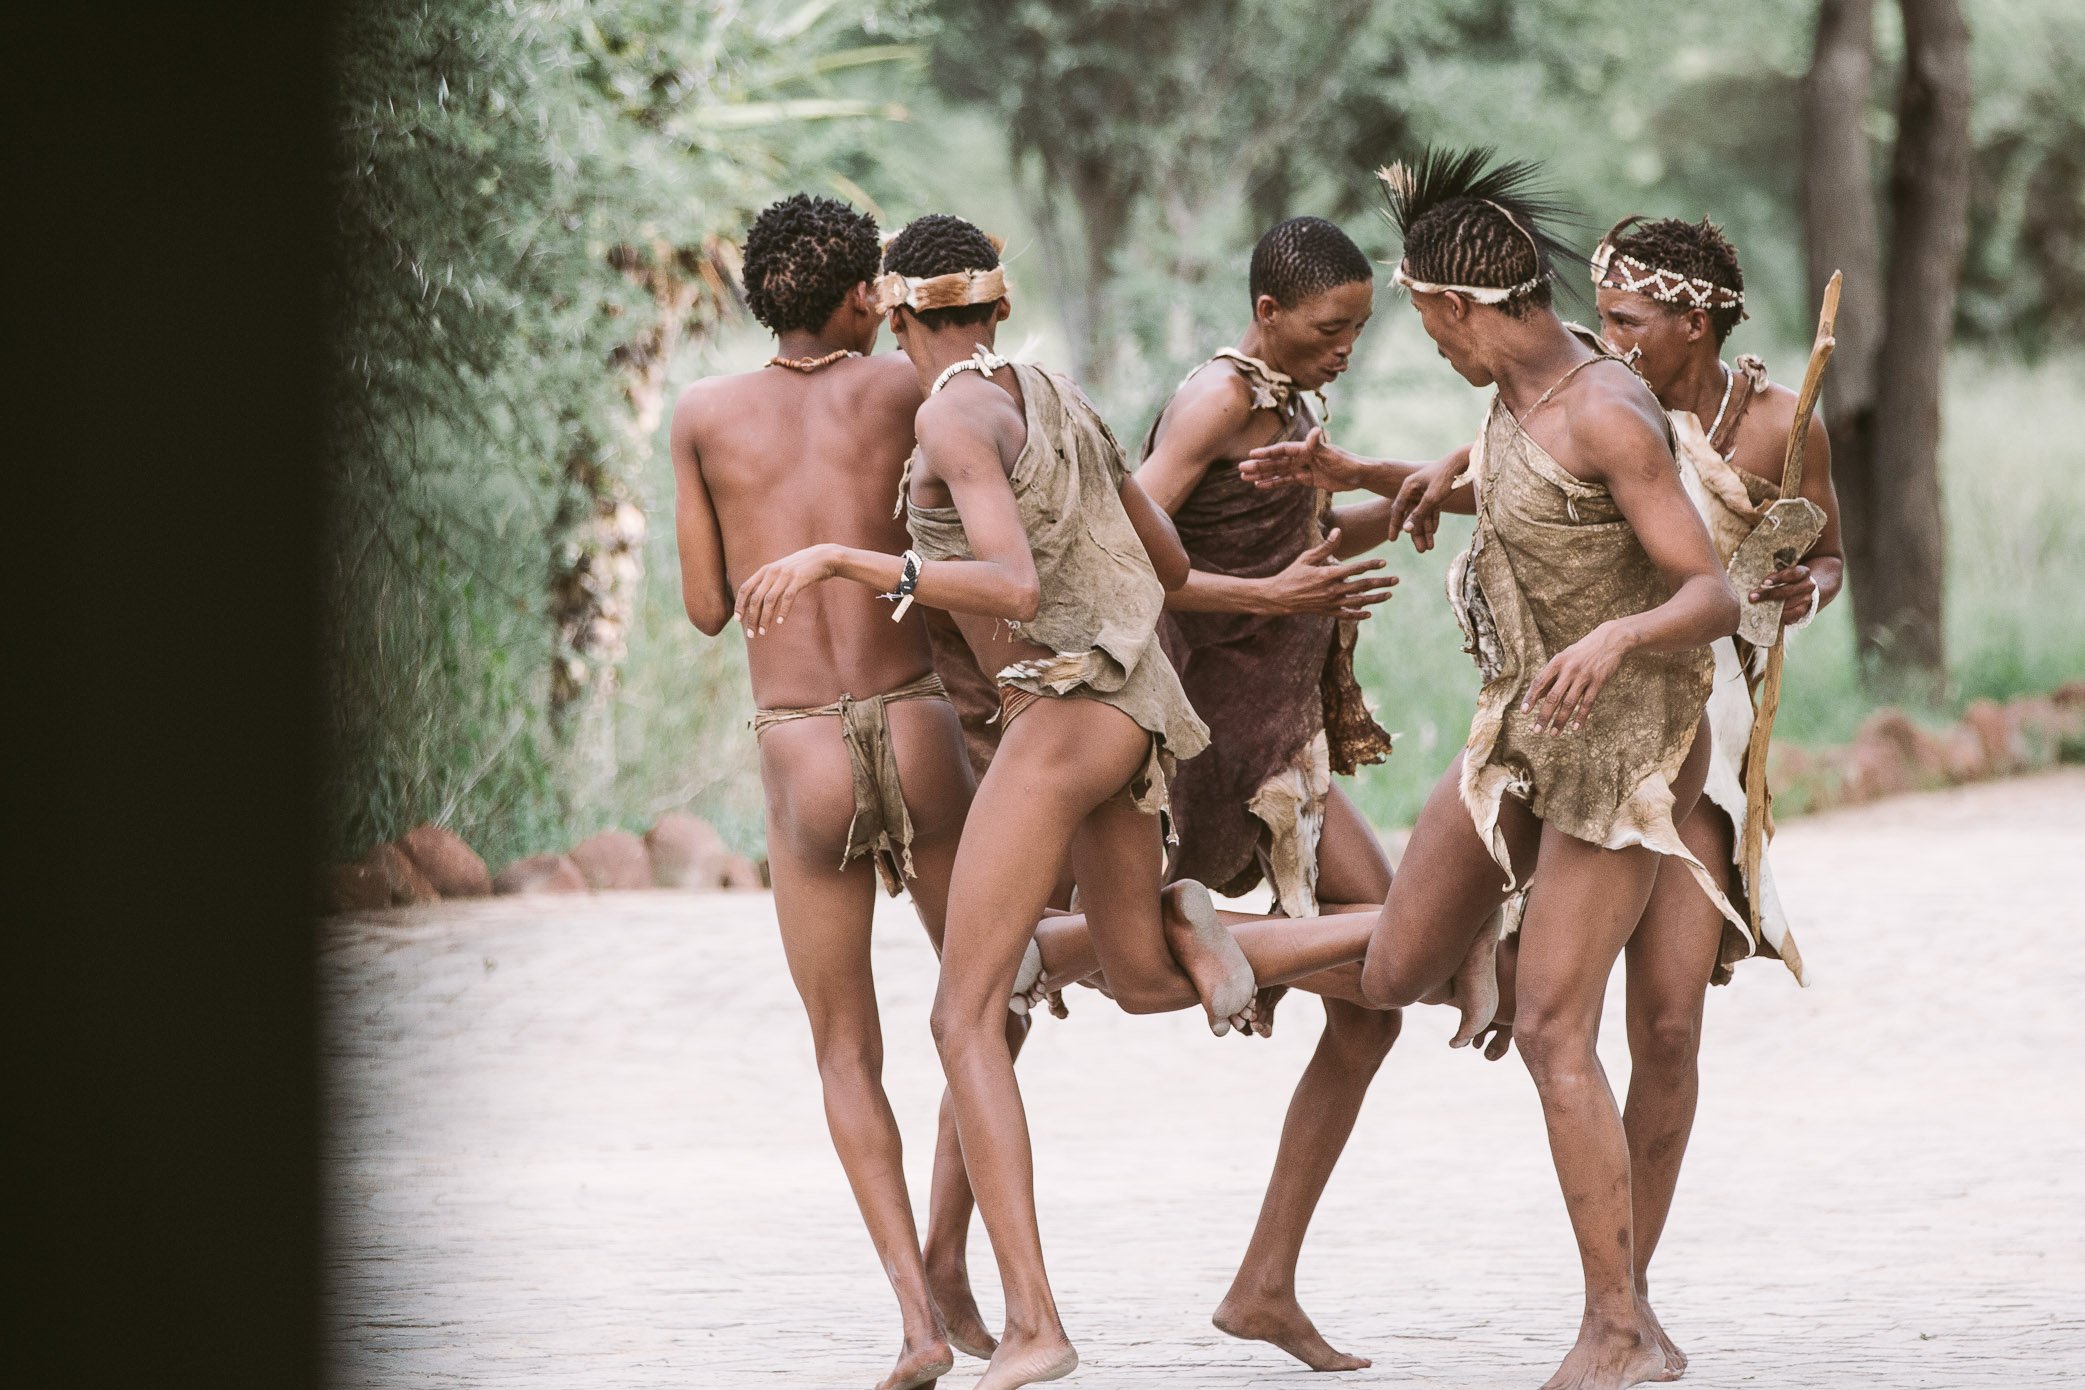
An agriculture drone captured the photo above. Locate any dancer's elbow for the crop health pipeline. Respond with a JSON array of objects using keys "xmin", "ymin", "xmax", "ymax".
[{"xmin": 1005, "ymin": 578, "xmax": 1042, "ymax": 623}]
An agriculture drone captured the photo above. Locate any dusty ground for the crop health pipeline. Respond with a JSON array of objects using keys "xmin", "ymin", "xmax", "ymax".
[{"xmin": 324, "ymin": 770, "xmax": 2085, "ymax": 1388}]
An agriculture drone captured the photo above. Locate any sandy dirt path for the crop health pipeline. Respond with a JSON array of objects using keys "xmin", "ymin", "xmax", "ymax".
[{"xmin": 324, "ymin": 770, "xmax": 2085, "ymax": 1388}]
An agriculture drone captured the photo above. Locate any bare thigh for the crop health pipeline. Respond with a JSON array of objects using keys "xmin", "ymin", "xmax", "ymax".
[
  {"xmin": 755, "ymin": 721, "xmax": 886, "ymax": 1041},
  {"xmin": 1360, "ymin": 753, "xmax": 1539, "ymax": 1008},
  {"xmin": 1625, "ymin": 788, "xmax": 1734, "ymax": 1041},
  {"xmin": 884, "ymin": 696, "xmax": 979, "ymax": 951},
  {"xmin": 1315, "ymin": 782, "xmax": 1393, "ymax": 906},
  {"xmin": 934, "ymin": 697, "xmax": 1155, "ymax": 1026}
]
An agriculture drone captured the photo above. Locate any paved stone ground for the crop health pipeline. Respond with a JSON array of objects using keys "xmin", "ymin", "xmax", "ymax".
[{"xmin": 324, "ymin": 771, "xmax": 2085, "ymax": 1389}]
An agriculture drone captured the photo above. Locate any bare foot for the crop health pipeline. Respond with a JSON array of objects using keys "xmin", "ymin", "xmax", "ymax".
[
  {"xmin": 1246, "ymin": 983, "xmax": 1289, "ymax": 1038},
  {"xmin": 1637, "ymin": 1295, "xmax": 1687, "ymax": 1379},
  {"xmin": 877, "ymin": 1334, "xmax": 954, "ymax": 1390},
  {"xmin": 1161, "ymin": 880, "xmax": 1257, "ymax": 1036},
  {"xmin": 1445, "ymin": 925, "xmax": 1499, "ymax": 1049},
  {"xmin": 1010, "ymin": 938, "xmax": 1045, "ymax": 1017},
  {"xmin": 1213, "ymin": 1289, "xmax": 1370, "ymax": 1372},
  {"xmin": 927, "ymin": 1263, "xmax": 997, "ymax": 1362},
  {"xmin": 973, "ymin": 1330, "xmax": 1078, "ymax": 1390},
  {"xmin": 1538, "ymin": 1314, "xmax": 1671, "ymax": 1390}
]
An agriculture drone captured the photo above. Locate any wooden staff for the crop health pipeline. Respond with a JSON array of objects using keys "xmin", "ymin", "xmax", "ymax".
[{"xmin": 1740, "ymin": 271, "xmax": 1841, "ymax": 945}]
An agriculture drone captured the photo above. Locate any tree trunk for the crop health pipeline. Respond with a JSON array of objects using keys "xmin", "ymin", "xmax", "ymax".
[
  {"xmin": 1866, "ymin": 0, "xmax": 1970, "ymax": 695},
  {"xmin": 1801, "ymin": 0, "xmax": 1883, "ymax": 623}
]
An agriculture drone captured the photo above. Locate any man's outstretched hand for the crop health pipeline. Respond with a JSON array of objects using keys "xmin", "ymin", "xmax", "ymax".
[
  {"xmin": 1261, "ymin": 528, "xmax": 1398, "ymax": 619},
  {"xmin": 1239, "ymin": 427, "xmax": 1363, "ymax": 493}
]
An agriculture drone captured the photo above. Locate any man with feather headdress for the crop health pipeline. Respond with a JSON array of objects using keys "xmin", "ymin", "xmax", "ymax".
[{"xmin": 1245, "ymin": 149, "xmax": 1743, "ymax": 1390}]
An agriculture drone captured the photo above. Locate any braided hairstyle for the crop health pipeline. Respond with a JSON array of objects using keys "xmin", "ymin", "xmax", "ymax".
[
  {"xmin": 881, "ymin": 214, "xmax": 1003, "ymax": 328},
  {"xmin": 1249, "ymin": 216, "xmax": 1373, "ymax": 309},
  {"xmin": 1605, "ymin": 216, "xmax": 1746, "ymax": 344},
  {"xmin": 1380, "ymin": 147, "xmax": 1579, "ymax": 320},
  {"xmin": 742, "ymin": 194, "xmax": 880, "ymax": 334}
]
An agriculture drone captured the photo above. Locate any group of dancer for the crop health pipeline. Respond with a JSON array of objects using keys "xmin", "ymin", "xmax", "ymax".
[{"xmin": 671, "ymin": 146, "xmax": 1842, "ymax": 1390}]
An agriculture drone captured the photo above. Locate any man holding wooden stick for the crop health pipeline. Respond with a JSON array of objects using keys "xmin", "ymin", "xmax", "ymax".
[{"xmin": 1591, "ymin": 215, "xmax": 1845, "ymax": 1377}]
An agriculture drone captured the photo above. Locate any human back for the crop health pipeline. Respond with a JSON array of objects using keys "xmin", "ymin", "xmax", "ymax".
[{"xmin": 680, "ymin": 350, "xmax": 933, "ymax": 709}]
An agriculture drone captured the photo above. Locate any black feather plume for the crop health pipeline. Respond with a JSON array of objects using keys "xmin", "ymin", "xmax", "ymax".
[{"xmin": 1377, "ymin": 146, "xmax": 1583, "ymax": 281}]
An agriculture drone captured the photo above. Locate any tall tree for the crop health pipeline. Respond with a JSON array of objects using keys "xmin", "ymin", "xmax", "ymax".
[{"xmin": 1802, "ymin": 0, "xmax": 1971, "ymax": 696}]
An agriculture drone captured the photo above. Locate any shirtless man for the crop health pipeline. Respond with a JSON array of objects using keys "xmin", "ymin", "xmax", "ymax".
[
  {"xmin": 735, "ymin": 213, "xmax": 1393, "ymax": 1389},
  {"xmin": 1244, "ymin": 150, "xmax": 1743, "ymax": 1390},
  {"xmin": 670, "ymin": 193, "xmax": 982, "ymax": 1390},
  {"xmin": 1592, "ymin": 214, "xmax": 1841, "ymax": 1375}
]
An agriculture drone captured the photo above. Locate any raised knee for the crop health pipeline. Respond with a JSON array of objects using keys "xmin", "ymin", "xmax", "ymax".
[{"xmin": 1359, "ymin": 957, "xmax": 1423, "ymax": 1011}]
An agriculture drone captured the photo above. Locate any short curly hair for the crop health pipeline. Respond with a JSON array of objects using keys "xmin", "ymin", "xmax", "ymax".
[
  {"xmin": 881, "ymin": 214, "xmax": 1003, "ymax": 328},
  {"xmin": 741, "ymin": 194, "xmax": 881, "ymax": 334},
  {"xmin": 1605, "ymin": 216, "xmax": 1746, "ymax": 344},
  {"xmin": 1249, "ymin": 217, "xmax": 1373, "ymax": 309}
]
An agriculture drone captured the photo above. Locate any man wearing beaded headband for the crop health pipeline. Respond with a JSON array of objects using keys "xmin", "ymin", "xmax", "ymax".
[
  {"xmin": 1592, "ymin": 213, "xmax": 1843, "ymax": 1378},
  {"xmin": 672, "ymin": 193, "xmax": 1003, "ymax": 1390},
  {"xmin": 1246, "ymin": 148, "xmax": 1745, "ymax": 1390}
]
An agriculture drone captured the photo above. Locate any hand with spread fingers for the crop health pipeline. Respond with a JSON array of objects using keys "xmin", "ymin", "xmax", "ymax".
[
  {"xmin": 1262, "ymin": 527, "xmax": 1399, "ymax": 619},
  {"xmin": 1238, "ymin": 425, "xmax": 1364, "ymax": 493},
  {"xmin": 1521, "ymin": 620, "xmax": 1635, "ymax": 734},
  {"xmin": 735, "ymin": 543, "xmax": 842, "ymax": 636}
]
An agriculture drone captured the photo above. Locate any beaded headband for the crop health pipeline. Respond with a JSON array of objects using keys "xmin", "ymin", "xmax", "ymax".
[{"xmin": 1591, "ymin": 220, "xmax": 1746, "ymax": 315}]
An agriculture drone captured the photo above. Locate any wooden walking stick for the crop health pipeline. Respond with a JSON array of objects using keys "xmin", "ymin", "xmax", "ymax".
[{"xmin": 1736, "ymin": 271, "xmax": 1841, "ymax": 953}]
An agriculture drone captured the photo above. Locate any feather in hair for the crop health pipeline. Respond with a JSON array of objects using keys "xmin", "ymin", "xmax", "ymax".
[{"xmin": 1376, "ymin": 146, "xmax": 1583, "ymax": 281}]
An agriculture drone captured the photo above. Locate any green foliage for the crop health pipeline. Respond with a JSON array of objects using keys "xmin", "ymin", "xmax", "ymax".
[
  {"xmin": 326, "ymin": 0, "xmax": 918, "ymax": 867},
  {"xmin": 328, "ymin": 0, "xmax": 2085, "ymax": 871}
]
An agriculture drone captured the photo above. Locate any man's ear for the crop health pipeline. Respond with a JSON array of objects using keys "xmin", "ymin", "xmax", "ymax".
[
  {"xmin": 994, "ymin": 296, "xmax": 1012, "ymax": 324},
  {"xmin": 846, "ymin": 281, "xmax": 875, "ymax": 315},
  {"xmin": 1253, "ymin": 292, "xmax": 1281, "ymax": 326},
  {"xmin": 1681, "ymin": 307, "xmax": 1711, "ymax": 344},
  {"xmin": 1443, "ymin": 291, "xmax": 1471, "ymax": 322}
]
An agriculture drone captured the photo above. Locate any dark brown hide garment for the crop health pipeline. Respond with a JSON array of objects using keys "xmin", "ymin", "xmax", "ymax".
[{"xmin": 1144, "ymin": 350, "xmax": 1392, "ymax": 912}]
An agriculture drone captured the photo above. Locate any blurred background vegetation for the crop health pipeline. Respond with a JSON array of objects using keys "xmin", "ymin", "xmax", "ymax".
[{"xmin": 328, "ymin": 0, "xmax": 2084, "ymax": 867}]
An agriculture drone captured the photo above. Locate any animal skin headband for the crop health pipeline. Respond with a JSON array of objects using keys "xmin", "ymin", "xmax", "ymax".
[
  {"xmin": 1591, "ymin": 217, "xmax": 1746, "ymax": 315},
  {"xmin": 872, "ymin": 232, "xmax": 1009, "ymax": 315}
]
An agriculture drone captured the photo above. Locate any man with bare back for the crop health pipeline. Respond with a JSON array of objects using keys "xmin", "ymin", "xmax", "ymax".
[
  {"xmin": 669, "ymin": 193, "xmax": 983, "ymax": 1390},
  {"xmin": 734, "ymin": 213, "xmax": 1398, "ymax": 1390},
  {"xmin": 1590, "ymin": 214, "xmax": 1842, "ymax": 1375},
  {"xmin": 1243, "ymin": 150, "xmax": 1743, "ymax": 1390}
]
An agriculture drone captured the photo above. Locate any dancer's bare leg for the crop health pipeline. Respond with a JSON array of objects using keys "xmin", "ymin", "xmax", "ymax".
[
  {"xmin": 922, "ymin": 1010, "xmax": 1028, "ymax": 1361},
  {"xmin": 1215, "ymin": 785, "xmax": 1395, "ymax": 1371},
  {"xmin": 1618, "ymin": 800, "xmax": 1733, "ymax": 1379},
  {"xmin": 760, "ymin": 719, "xmax": 954, "ymax": 1390},
  {"xmin": 1513, "ymin": 720, "xmax": 1709, "ymax": 1390},
  {"xmin": 932, "ymin": 698, "xmax": 1202, "ymax": 1390},
  {"xmin": 1360, "ymin": 754, "xmax": 1541, "ymax": 1011},
  {"xmin": 886, "ymin": 699, "xmax": 1026, "ymax": 1363}
]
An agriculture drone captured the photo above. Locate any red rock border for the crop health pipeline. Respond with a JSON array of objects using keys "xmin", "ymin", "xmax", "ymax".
[
  {"xmin": 324, "ymin": 682, "xmax": 2081, "ymax": 915},
  {"xmin": 1767, "ymin": 680, "xmax": 2085, "ymax": 816},
  {"xmin": 326, "ymin": 810, "xmax": 767, "ymax": 914}
]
